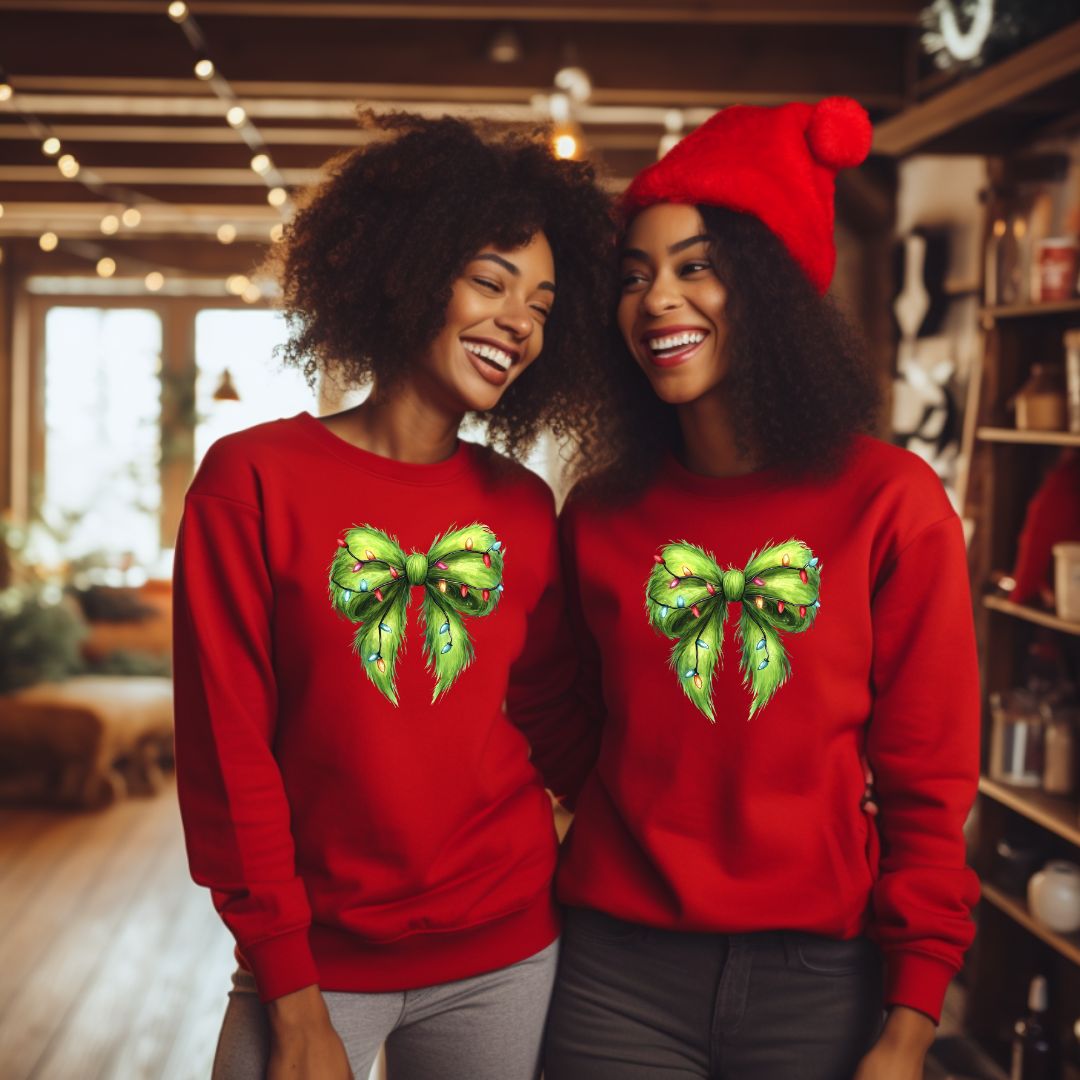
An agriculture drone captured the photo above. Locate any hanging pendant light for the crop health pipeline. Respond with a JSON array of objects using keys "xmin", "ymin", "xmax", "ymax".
[{"xmin": 213, "ymin": 368, "xmax": 240, "ymax": 401}]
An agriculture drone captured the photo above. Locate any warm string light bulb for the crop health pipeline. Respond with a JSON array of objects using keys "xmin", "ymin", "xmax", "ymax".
[
  {"xmin": 553, "ymin": 132, "xmax": 578, "ymax": 160},
  {"xmin": 194, "ymin": 58, "xmax": 215, "ymax": 80},
  {"xmin": 226, "ymin": 105, "xmax": 246, "ymax": 127},
  {"xmin": 122, "ymin": 207, "xmax": 141, "ymax": 227},
  {"xmin": 100, "ymin": 214, "xmax": 120, "ymax": 235},
  {"xmin": 167, "ymin": 1, "xmax": 188, "ymax": 21},
  {"xmin": 0, "ymin": 81, "xmax": 12, "ymax": 103},
  {"xmin": 41, "ymin": 136, "xmax": 61, "ymax": 156},
  {"xmin": 241, "ymin": 282, "xmax": 261, "ymax": 304},
  {"xmin": 250, "ymin": 153, "xmax": 270, "ymax": 175},
  {"xmin": 269, "ymin": 223, "xmax": 284, "ymax": 243},
  {"xmin": 39, "ymin": 231, "xmax": 58, "ymax": 252},
  {"xmin": 57, "ymin": 154, "xmax": 79, "ymax": 178},
  {"xmin": 216, "ymin": 223, "xmax": 237, "ymax": 244},
  {"xmin": 657, "ymin": 109, "xmax": 685, "ymax": 159},
  {"xmin": 267, "ymin": 187, "xmax": 287, "ymax": 208},
  {"xmin": 226, "ymin": 273, "xmax": 250, "ymax": 296},
  {"xmin": 144, "ymin": 270, "xmax": 164, "ymax": 292},
  {"xmin": 96, "ymin": 257, "xmax": 116, "ymax": 278}
]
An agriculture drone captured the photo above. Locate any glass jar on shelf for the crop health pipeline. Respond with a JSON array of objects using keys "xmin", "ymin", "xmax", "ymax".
[
  {"xmin": 1042, "ymin": 702, "xmax": 1079, "ymax": 796},
  {"xmin": 989, "ymin": 688, "xmax": 1045, "ymax": 787},
  {"xmin": 1012, "ymin": 363, "xmax": 1067, "ymax": 431}
]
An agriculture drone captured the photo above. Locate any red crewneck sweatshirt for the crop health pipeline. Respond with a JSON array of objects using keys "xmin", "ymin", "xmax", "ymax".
[
  {"xmin": 173, "ymin": 412, "xmax": 596, "ymax": 1002},
  {"xmin": 556, "ymin": 435, "xmax": 980, "ymax": 1023}
]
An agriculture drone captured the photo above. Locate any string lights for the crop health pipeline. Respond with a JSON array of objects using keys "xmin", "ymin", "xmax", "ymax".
[
  {"xmin": 163, "ymin": 0, "xmax": 292, "ymax": 235},
  {"xmin": 658, "ymin": 110, "xmax": 685, "ymax": 159},
  {"xmin": 0, "ymin": 59, "xmax": 170, "ymax": 283},
  {"xmin": 0, "ymin": 20, "xmax": 284, "ymax": 293}
]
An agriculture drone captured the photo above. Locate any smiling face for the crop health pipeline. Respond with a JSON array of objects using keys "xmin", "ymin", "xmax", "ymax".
[
  {"xmin": 617, "ymin": 202, "xmax": 730, "ymax": 405},
  {"xmin": 418, "ymin": 231, "xmax": 556, "ymax": 414}
]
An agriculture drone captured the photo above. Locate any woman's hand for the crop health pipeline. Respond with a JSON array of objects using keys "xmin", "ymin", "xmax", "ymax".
[
  {"xmin": 853, "ymin": 1005, "xmax": 936, "ymax": 1080},
  {"xmin": 860, "ymin": 755, "xmax": 879, "ymax": 817},
  {"xmin": 266, "ymin": 984, "xmax": 355, "ymax": 1080}
]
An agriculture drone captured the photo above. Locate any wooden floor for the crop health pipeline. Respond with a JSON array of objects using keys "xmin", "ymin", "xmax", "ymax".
[
  {"xmin": 0, "ymin": 778, "xmax": 235, "ymax": 1080},
  {"xmin": 0, "ymin": 778, "xmax": 979, "ymax": 1080}
]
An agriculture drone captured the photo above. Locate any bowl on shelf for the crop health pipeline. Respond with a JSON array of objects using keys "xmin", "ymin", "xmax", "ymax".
[{"xmin": 1028, "ymin": 859, "xmax": 1080, "ymax": 934}]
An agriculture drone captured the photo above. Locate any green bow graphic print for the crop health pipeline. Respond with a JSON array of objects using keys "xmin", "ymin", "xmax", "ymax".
[
  {"xmin": 328, "ymin": 523, "xmax": 505, "ymax": 705},
  {"xmin": 645, "ymin": 539, "xmax": 821, "ymax": 721}
]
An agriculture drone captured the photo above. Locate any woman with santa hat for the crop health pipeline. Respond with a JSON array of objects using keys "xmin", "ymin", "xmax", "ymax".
[{"xmin": 544, "ymin": 97, "xmax": 979, "ymax": 1079}]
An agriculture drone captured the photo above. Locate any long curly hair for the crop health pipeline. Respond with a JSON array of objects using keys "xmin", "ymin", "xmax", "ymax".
[
  {"xmin": 268, "ymin": 109, "xmax": 617, "ymax": 479},
  {"xmin": 581, "ymin": 204, "xmax": 883, "ymax": 498}
]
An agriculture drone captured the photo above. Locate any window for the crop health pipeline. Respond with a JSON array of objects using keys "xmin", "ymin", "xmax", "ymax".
[
  {"xmin": 194, "ymin": 309, "xmax": 316, "ymax": 465},
  {"xmin": 42, "ymin": 307, "xmax": 162, "ymax": 566}
]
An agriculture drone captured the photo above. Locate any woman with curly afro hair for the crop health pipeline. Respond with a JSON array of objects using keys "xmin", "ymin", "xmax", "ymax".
[
  {"xmin": 171, "ymin": 109, "xmax": 615, "ymax": 1080},
  {"xmin": 545, "ymin": 99, "xmax": 980, "ymax": 1080}
]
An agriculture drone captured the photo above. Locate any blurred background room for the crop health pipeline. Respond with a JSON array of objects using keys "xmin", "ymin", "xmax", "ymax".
[{"xmin": 1, "ymin": 1, "xmax": 1080, "ymax": 1077}]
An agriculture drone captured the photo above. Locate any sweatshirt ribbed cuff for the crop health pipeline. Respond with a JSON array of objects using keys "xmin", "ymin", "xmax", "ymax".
[
  {"xmin": 241, "ymin": 928, "xmax": 320, "ymax": 1003},
  {"xmin": 884, "ymin": 950, "xmax": 958, "ymax": 1024}
]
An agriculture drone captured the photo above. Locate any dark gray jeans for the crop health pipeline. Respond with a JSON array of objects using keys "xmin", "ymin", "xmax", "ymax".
[{"xmin": 544, "ymin": 908, "xmax": 884, "ymax": 1080}]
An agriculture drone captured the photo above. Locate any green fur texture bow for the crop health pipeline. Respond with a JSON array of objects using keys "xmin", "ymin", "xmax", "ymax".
[
  {"xmin": 328, "ymin": 523, "xmax": 504, "ymax": 705},
  {"xmin": 645, "ymin": 539, "xmax": 821, "ymax": 721}
]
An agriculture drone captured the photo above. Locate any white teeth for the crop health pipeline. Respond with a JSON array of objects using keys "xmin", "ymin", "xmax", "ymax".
[
  {"xmin": 463, "ymin": 340, "xmax": 513, "ymax": 371},
  {"xmin": 648, "ymin": 331, "xmax": 706, "ymax": 352}
]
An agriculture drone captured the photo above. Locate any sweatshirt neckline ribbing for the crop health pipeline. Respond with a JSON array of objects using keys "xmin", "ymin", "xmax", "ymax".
[{"xmin": 294, "ymin": 411, "xmax": 472, "ymax": 485}]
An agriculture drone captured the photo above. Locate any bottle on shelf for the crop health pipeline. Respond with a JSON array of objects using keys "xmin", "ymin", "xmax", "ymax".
[
  {"xmin": 1064, "ymin": 1018, "xmax": 1080, "ymax": 1080},
  {"xmin": 1011, "ymin": 974, "xmax": 1053, "ymax": 1080}
]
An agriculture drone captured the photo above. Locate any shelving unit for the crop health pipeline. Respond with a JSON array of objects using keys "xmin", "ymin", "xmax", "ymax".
[
  {"xmin": 979, "ymin": 777, "xmax": 1080, "ymax": 848},
  {"xmin": 982, "ymin": 299, "xmax": 1080, "ymax": 321},
  {"xmin": 977, "ymin": 428, "xmax": 1080, "ymax": 448},
  {"xmin": 982, "ymin": 883, "xmax": 1080, "ymax": 968},
  {"xmin": 960, "ymin": 182, "xmax": 1080, "ymax": 1069},
  {"xmin": 983, "ymin": 596, "xmax": 1080, "ymax": 637}
]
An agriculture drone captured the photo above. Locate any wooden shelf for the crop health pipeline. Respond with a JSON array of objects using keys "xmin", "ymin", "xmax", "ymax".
[
  {"xmin": 979, "ymin": 776, "xmax": 1080, "ymax": 847},
  {"xmin": 976, "ymin": 427, "xmax": 1080, "ymax": 447},
  {"xmin": 873, "ymin": 21, "xmax": 1080, "ymax": 156},
  {"xmin": 981, "ymin": 298, "xmax": 1080, "ymax": 320},
  {"xmin": 981, "ymin": 882, "xmax": 1080, "ymax": 967},
  {"xmin": 983, "ymin": 595, "xmax": 1080, "ymax": 636}
]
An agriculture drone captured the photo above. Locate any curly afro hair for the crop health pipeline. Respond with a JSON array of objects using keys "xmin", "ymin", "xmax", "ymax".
[
  {"xmin": 581, "ymin": 204, "xmax": 883, "ymax": 499},
  {"xmin": 269, "ymin": 109, "xmax": 616, "ymax": 478}
]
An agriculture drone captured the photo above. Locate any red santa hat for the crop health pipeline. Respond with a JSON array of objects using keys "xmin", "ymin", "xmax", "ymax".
[{"xmin": 621, "ymin": 97, "xmax": 872, "ymax": 293}]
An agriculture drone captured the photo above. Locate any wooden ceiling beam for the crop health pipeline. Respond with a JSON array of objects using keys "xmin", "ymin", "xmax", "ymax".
[
  {"xmin": 0, "ymin": 92, "xmax": 899, "ymax": 130},
  {"xmin": 2, "ymin": 15, "xmax": 907, "ymax": 101},
  {"xmin": 0, "ymin": 122, "xmax": 667, "ymax": 152},
  {"xmin": 0, "ymin": 123, "xmax": 374, "ymax": 145},
  {"xmin": 0, "ymin": 165, "xmax": 323, "ymax": 185},
  {"xmin": 0, "ymin": 139, "xmax": 337, "ymax": 169},
  {"xmin": 2, "ymin": 75, "xmax": 905, "ymax": 110},
  {"xmin": 0, "ymin": 0, "xmax": 925, "ymax": 27},
  {"xmin": 9, "ymin": 235, "xmax": 273, "ymax": 276}
]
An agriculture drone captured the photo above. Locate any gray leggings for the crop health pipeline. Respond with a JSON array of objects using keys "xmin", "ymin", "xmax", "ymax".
[{"xmin": 211, "ymin": 939, "xmax": 558, "ymax": 1080}]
